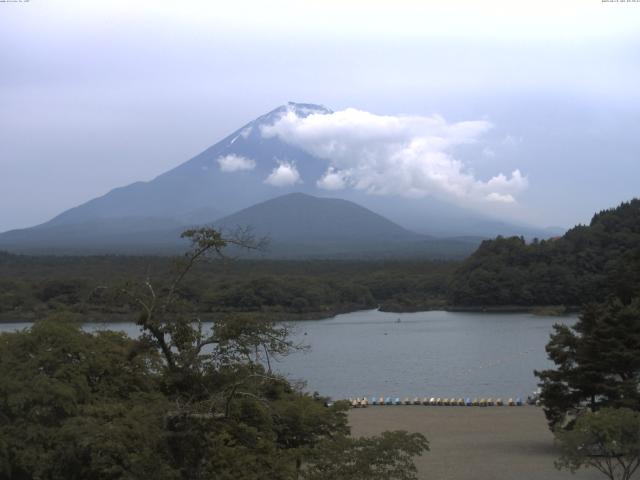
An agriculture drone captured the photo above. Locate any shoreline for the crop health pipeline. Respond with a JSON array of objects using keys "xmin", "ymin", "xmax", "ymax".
[{"xmin": 0, "ymin": 304, "xmax": 578, "ymax": 324}]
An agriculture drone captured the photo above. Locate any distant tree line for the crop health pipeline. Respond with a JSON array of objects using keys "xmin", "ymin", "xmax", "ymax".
[
  {"xmin": 3, "ymin": 199, "xmax": 639, "ymax": 320},
  {"xmin": 0, "ymin": 255, "xmax": 454, "ymax": 320}
]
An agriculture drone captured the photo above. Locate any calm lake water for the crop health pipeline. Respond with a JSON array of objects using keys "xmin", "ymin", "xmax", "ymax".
[{"xmin": 0, "ymin": 309, "xmax": 574, "ymax": 400}]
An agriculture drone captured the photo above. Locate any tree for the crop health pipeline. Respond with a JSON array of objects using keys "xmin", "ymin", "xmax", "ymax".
[
  {"xmin": 0, "ymin": 313, "xmax": 176, "ymax": 480},
  {"xmin": 0, "ymin": 228, "xmax": 430, "ymax": 479},
  {"xmin": 555, "ymin": 408, "xmax": 640, "ymax": 480},
  {"xmin": 535, "ymin": 296, "xmax": 640, "ymax": 428},
  {"xmin": 302, "ymin": 430, "xmax": 429, "ymax": 480},
  {"xmin": 449, "ymin": 199, "xmax": 640, "ymax": 308}
]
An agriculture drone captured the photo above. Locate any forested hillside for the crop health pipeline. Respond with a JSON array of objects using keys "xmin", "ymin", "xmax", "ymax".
[{"xmin": 449, "ymin": 199, "xmax": 640, "ymax": 307}]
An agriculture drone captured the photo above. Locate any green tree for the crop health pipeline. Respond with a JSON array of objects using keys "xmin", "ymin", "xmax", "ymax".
[
  {"xmin": 0, "ymin": 228, "xmax": 430, "ymax": 479},
  {"xmin": 535, "ymin": 296, "xmax": 640, "ymax": 428},
  {"xmin": 555, "ymin": 408, "xmax": 640, "ymax": 480},
  {"xmin": 302, "ymin": 430, "xmax": 429, "ymax": 480},
  {"xmin": 0, "ymin": 313, "xmax": 176, "ymax": 480},
  {"xmin": 449, "ymin": 199, "xmax": 640, "ymax": 307}
]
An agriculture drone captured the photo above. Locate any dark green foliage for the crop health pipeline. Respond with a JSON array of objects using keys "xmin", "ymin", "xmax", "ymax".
[
  {"xmin": 0, "ymin": 255, "xmax": 455, "ymax": 320},
  {"xmin": 302, "ymin": 430, "xmax": 429, "ymax": 480},
  {"xmin": 450, "ymin": 199, "xmax": 640, "ymax": 306},
  {"xmin": 535, "ymin": 297, "xmax": 640, "ymax": 428},
  {"xmin": 0, "ymin": 230, "xmax": 429, "ymax": 479},
  {"xmin": 0, "ymin": 316, "xmax": 338, "ymax": 479},
  {"xmin": 0, "ymin": 314, "xmax": 175, "ymax": 480},
  {"xmin": 554, "ymin": 408, "xmax": 640, "ymax": 480}
]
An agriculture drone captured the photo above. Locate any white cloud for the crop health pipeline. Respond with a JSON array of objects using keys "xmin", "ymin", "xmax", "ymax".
[
  {"xmin": 264, "ymin": 161, "xmax": 301, "ymax": 187},
  {"xmin": 216, "ymin": 154, "xmax": 256, "ymax": 172},
  {"xmin": 261, "ymin": 107, "xmax": 527, "ymax": 205},
  {"xmin": 317, "ymin": 167, "xmax": 348, "ymax": 190},
  {"xmin": 485, "ymin": 169, "xmax": 527, "ymax": 191},
  {"xmin": 486, "ymin": 192, "xmax": 516, "ymax": 203}
]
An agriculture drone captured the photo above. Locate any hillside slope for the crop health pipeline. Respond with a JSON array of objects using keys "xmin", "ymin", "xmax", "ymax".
[
  {"xmin": 215, "ymin": 193, "xmax": 481, "ymax": 259},
  {"xmin": 449, "ymin": 199, "xmax": 640, "ymax": 306}
]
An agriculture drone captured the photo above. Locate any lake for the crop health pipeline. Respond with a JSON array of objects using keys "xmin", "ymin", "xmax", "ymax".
[{"xmin": 0, "ymin": 309, "xmax": 574, "ymax": 400}]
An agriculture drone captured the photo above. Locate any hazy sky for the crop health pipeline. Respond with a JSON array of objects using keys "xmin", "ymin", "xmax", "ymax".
[{"xmin": 1, "ymin": 0, "xmax": 639, "ymax": 231}]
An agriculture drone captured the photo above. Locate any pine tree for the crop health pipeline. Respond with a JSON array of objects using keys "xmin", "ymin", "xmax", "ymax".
[{"xmin": 536, "ymin": 296, "xmax": 640, "ymax": 428}]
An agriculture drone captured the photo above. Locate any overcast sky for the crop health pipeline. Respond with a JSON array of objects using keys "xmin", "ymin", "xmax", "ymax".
[{"xmin": 1, "ymin": 0, "xmax": 639, "ymax": 231}]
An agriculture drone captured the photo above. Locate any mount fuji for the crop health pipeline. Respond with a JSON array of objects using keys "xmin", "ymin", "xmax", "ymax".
[{"xmin": 0, "ymin": 102, "xmax": 559, "ymax": 257}]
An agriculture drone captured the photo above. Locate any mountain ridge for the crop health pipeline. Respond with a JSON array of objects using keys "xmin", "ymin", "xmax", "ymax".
[
  {"xmin": 0, "ymin": 192, "xmax": 483, "ymax": 258},
  {"xmin": 0, "ymin": 102, "xmax": 561, "ymax": 256}
]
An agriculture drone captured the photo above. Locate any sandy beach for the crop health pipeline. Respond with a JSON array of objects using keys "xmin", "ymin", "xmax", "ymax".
[{"xmin": 349, "ymin": 406, "xmax": 604, "ymax": 480}]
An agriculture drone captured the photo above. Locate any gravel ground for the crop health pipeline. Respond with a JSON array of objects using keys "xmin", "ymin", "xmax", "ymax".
[{"xmin": 348, "ymin": 406, "xmax": 605, "ymax": 480}]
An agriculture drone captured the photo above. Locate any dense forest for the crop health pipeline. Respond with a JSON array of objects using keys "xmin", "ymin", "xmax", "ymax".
[
  {"xmin": 449, "ymin": 199, "xmax": 640, "ymax": 307},
  {"xmin": 0, "ymin": 254, "xmax": 455, "ymax": 321}
]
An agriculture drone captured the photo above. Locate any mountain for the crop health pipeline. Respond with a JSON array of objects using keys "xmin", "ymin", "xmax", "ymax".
[
  {"xmin": 216, "ymin": 193, "xmax": 417, "ymax": 242},
  {"xmin": 0, "ymin": 192, "xmax": 482, "ymax": 258},
  {"xmin": 44, "ymin": 103, "xmax": 332, "ymax": 226},
  {"xmin": 0, "ymin": 102, "xmax": 558, "ymax": 255},
  {"xmin": 214, "ymin": 193, "xmax": 481, "ymax": 258},
  {"xmin": 0, "ymin": 217, "xmax": 187, "ymax": 255}
]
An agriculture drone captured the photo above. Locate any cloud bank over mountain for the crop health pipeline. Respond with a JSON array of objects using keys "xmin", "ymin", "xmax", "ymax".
[
  {"xmin": 261, "ymin": 107, "xmax": 528, "ymax": 205},
  {"xmin": 0, "ymin": 101, "xmax": 563, "ymax": 252}
]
